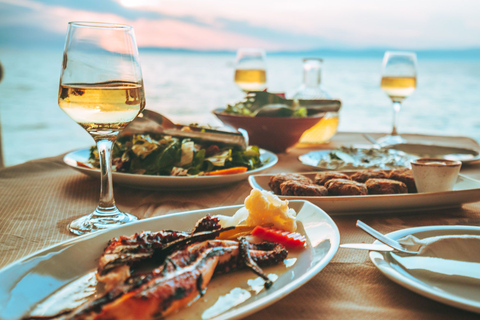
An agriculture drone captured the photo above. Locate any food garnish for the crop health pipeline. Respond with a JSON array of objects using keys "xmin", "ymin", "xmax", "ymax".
[
  {"xmin": 216, "ymin": 226, "xmax": 255, "ymax": 240},
  {"xmin": 315, "ymin": 146, "xmax": 413, "ymax": 170},
  {"xmin": 204, "ymin": 166, "xmax": 248, "ymax": 176},
  {"xmin": 88, "ymin": 134, "xmax": 262, "ymax": 176},
  {"xmin": 214, "ymin": 188, "xmax": 298, "ymax": 232},
  {"xmin": 252, "ymin": 226, "xmax": 307, "ymax": 248}
]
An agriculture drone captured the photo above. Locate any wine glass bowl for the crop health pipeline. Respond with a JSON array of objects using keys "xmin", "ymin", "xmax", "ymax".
[
  {"xmin": 234, "ymin": 48, "xmax": 267, "ymax": 92},
  {"xmin": 377, "ymin": 51, "xmax": 417, "ymax": 146},
  {"xmin": 59, "ymin": 21, "xmax": 145, "ymax": 235}
]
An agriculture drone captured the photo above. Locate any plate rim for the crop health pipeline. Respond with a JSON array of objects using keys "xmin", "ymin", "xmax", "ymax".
[
  {"xmin": 0, "ymin": 200, "xmax": 340, "ymax": 320},
  {"xmin": 369, "ymin": 225, "xmax": 480, "ymax": 314}
]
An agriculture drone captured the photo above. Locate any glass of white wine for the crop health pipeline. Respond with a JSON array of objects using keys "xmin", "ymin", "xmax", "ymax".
[
  {"xmin": 378, "ymin": 51, "xmax": 417, "ymax": 146},
  {"xmin": 234, "ymin": 48, "xmax": 267, "ymax": 92},
  {"xmin": 58, "ymin": 22, "xmax": 145, "ymax": 235}
]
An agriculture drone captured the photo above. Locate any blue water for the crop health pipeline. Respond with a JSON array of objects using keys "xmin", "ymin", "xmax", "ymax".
[{"xmin": 0, "ymin": 48, "xmax": 479, "ymax": 166}]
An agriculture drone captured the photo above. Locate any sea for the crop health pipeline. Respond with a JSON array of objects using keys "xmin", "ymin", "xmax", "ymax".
[{"xmin": 0, "ymin": 48, "xmax": 479, "ymax": 167}]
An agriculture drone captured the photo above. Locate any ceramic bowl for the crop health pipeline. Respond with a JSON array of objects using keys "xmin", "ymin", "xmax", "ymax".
[
  {"xmin": 213, "ymin": 109, "xmax": 324, "ymax": 153},
  {"xmin": 411, "ymin": 158, "xmax": 462, "ymax": 193}
]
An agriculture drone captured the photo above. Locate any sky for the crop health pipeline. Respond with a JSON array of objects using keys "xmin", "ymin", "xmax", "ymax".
[{"xmin": 1, "ymin": 0, "xmax": 480, "ymax": 52}]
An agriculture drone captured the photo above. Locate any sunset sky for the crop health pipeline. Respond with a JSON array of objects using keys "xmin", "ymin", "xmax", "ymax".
[{"xmin": 1, "ymin": 0, "xmax": 480, "ymax": 51}]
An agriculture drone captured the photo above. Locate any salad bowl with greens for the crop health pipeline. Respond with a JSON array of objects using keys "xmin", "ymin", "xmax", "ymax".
[{"xmin": 214, "ymin": 92, "xmax": 341, "ymax": 152}]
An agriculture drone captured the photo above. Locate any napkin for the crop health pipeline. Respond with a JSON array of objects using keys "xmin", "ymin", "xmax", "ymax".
[{"xmin": 392, "ymin": 235, "xmax": 480, "ymax": 285}]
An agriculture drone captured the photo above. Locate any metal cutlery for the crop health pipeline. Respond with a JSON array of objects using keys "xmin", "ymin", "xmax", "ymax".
[
  {"xmin": 340, "ymin": 243, "xmax": 394, "ymax": 252},
  {"xmin": 345, "ymin": 220, "xmax": 419, "ymax": 255}
]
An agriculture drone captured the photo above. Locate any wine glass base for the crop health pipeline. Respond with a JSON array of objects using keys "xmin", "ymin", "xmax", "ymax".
[
  {"xmin": 376, "ymin": 134, "xmax": 407, "ymax": 147},
  {"xmin": 68, "ymin": 209, "xmax": 138, "ymax": 236}
]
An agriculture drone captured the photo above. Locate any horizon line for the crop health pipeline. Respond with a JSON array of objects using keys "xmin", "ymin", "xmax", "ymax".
[{"xmin": 138, "ymin": 46, "xmax": 480, "ymax": 58}]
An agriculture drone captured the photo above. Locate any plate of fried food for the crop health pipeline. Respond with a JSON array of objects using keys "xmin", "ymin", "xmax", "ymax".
[
  {"xmin": 248, "ymin": 169, "xmax": 480, "ymax": 214},
  {"xmin": 0, "ymin": 190, "xmax": 339, "ymax": 320}
]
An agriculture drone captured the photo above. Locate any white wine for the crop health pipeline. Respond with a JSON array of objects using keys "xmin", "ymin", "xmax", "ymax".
[
  {"xmin": 234, "ymin": 69, "xmax": 267, "ymax": 92},
  {"xmin": 59, "ymin": 81, "xmax": 145, "ymax": 134},
  {"xmin": 381, "ymin": 76, "xmax": 416, "ymax": 102}
]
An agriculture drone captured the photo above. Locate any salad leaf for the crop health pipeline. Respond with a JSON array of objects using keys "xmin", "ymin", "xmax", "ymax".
[
  {"xmin": 227, "ymin": 146, "xmax": 261, "ymax": 170},
  {"xmin": 206, "ymin": 150, "xmax": 231, "ymax": 167},
  {"xmin": 187, "ymin": 149, "xmax": 206, "ymax": 175},
  {"xmin": 88, "ymin": 134, "xmax": 263, "ymax": 176}
]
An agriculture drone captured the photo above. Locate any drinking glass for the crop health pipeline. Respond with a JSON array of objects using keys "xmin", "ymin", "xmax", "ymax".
[
  {"xmin": 58, "ymin": 22, "xmax": 145, "ymax": 235},
  {"xmin": 234, "ymin": 48, "xmax": 267, "ymax": 92},
  {"xmin": 378, "ymin": 51, "xmax": 417, "ymax": 146}
]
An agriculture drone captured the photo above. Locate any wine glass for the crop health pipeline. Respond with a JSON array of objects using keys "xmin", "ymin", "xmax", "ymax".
[
  {"xmin": 58, "ymin": 22, "xmax": 145, "ymax": 235},
  {"xmin": 234, "ymin": 48, "xmax": 267, "ymax": 92},
  {"xmin": 377, "ymin": 51, "xmax": 417, "ymax": 146}
]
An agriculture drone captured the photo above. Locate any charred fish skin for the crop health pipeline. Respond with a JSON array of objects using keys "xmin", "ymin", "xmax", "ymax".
[
  {"xmin": 98, "ymin": 215, "xmax": 223, "ymax": 277},
  {"xmin": 191, "ymin": 215, "xmax": 222, "ymax": 233},
  {"xmin": 67, "ymin": 243, "xmax": 233, "ymax": 319},
  {"xmin": 60, "ymin": 240, "xmax": 287, "ymax": 320},
  {"xmin": 96, "ymin": 227, "xmax": 235, "ymax": 291},
  {"xmin": 98, "ymin": 230, "xmax": 190, "ymax": 276}
]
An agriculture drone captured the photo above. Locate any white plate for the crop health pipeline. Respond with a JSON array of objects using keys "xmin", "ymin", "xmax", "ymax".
[
  {"xmin": 299, "ymin": 145, "xmax": 480, "ymax": 170},
  {"xmin": 369, "ymin": 226, "xmax": 480, "ymax": 314},
  {"xmin": 248, "ymin": 172, "xmax": 480, "ymax": 214},
  {"xmin": 64, "ymin": 148, "xmax": 278, "ymax": 190},
  {"xmin": 0, "ymin": 201, "xmax": 339, "ymax": 320},
  {"xmin": 298, "ymin": 149, "xmax": 412, "ymax": 171}
]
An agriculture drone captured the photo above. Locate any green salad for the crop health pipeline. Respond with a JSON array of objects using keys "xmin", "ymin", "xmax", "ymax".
[
  {"xmin": 88, "ymin": 134, "xmax": 263, "ymax": 176},
  {"xmin": 224, "ymin": 91, "xmax": 307, "ymax": 117}
]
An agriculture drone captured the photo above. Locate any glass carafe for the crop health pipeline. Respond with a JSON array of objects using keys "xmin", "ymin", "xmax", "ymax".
[{"xmin": 292, "ymin": 58, "xmax": 339, "ymax": 144}]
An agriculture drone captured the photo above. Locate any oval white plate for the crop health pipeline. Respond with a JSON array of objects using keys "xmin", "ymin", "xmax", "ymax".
[
  {"xmin": 0, "ymin": 200, "xmax": 339, "ymax": 320},
  {"xmin": 249, "ymin": 172, "xmax": 480, "ymax": 214},
  {"xmin": 299, "ymin": 146, "xmax": 480, "ymax": 171},
  {"xmin": 369, "ymin": 226, "xmax": 480, "ymax": 314},
  {"xmin": 64, "ymin": 148, "xmax": 278, "ymax": 190},
  {"xmin": 298, "ymin": 149, "xmax": 411, "ymax": 171}
]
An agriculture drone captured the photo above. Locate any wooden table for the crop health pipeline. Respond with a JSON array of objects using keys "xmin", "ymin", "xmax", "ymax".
[{"xmin": 1, "ymin": 132, "xmax": 480, "ymax": 319}]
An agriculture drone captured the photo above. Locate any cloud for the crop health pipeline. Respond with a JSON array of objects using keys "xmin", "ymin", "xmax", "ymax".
[
  {"xmin": 119, "ymin": 0, "xmax": 480, "ymax": 49},
  {"xmin": 0, "ymin": 0, "xmax": 287, "ymax": 50},
  {"xmin": 1, "ymin": 0, "xmax": 479, "ymax": 51}
]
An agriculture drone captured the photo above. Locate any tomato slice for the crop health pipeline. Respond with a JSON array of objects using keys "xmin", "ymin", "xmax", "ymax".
[{"xmin": 251, "ymin": 226, "xmax": 306, "ymax": 248}]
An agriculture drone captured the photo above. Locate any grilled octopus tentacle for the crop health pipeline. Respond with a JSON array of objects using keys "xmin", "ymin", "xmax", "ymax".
[
  {"xmin": 30, "ymin": 239, "xmax": 287, "ymax": 320},
  {"xmin": 98, "ymin": 215, "xmax": 222, "ymax": 277},
  {"xmin": 97, "ymin": 224, "xmax": 234, "ymax": 291},
  {"xmin": 239, "ymin": 237, "xmax": 273, "ymax": 289}
]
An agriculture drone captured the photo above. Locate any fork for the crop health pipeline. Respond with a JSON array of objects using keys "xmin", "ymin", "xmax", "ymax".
[{"xmin": 356, "ymin": 220, "xmax": 419, "ymax": 255}]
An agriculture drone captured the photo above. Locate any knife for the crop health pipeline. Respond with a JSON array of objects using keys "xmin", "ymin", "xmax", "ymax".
[{"xmin": 340, "ymin": 243, "xmax": 395, "ymax": 252}]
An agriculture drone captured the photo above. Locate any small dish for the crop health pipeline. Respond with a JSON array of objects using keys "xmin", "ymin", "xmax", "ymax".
[{"xmin": 411, "ymin": 158, "xmax": 462, "ymax": 193}]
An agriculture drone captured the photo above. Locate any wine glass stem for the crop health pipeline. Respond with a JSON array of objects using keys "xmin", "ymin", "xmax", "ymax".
[
  {"xmin": 391, "ymin": 101, "xmax": 402, "ymax": 136},
  {"xmin": 95, "ymin": 138, "xmax": 117, "ymax": 215}
]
